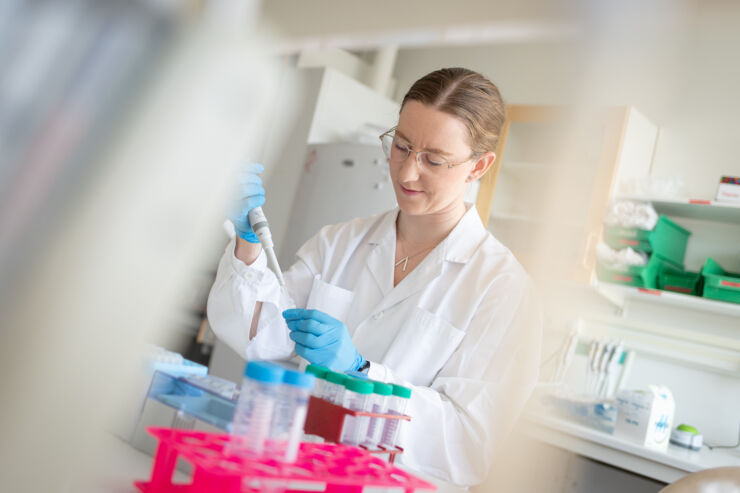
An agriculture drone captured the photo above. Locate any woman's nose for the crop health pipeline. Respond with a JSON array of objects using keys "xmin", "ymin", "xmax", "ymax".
[{"xmin": 397, "ymin": 152, "xmax": 422, "ymax": 181}]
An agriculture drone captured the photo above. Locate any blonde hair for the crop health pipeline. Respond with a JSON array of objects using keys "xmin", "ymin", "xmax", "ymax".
[{"xmin": 401, "ymin": 67, "xmax": 505, "ymax": 154}]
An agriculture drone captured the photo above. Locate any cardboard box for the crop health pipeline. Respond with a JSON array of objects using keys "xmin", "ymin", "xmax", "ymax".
[
  {"xmin": 615, "ymin": 386, "xmax": 675, "ymax": 452},
  {"xmin": 716, "ymin": 176, "xmax": 740, "ymax": 203}
]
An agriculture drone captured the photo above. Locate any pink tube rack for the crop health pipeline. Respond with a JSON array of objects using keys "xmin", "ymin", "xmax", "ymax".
[{"xmin": 134, "ymin": 427, "xmax": 436, "ymax": 493}]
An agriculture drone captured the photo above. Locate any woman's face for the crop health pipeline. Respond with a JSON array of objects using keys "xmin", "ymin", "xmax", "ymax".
[{"xmin": 390, "ymin": 101, "xmax": 480, "ymax": 217}]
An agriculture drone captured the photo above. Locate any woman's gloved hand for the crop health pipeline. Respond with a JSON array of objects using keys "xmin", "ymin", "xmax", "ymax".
[
  {"xmin": 283, "ymin": 308, "xmax": 366, "ymax": 372},
  {"xmin": 228, "ymin": 162, "xmax": 265, "ymax": 243}
]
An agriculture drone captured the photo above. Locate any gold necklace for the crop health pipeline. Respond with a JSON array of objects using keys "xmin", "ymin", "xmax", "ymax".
[{"xmin": 394, "ymin": 230, "xmax": 437, "ymax": 272}]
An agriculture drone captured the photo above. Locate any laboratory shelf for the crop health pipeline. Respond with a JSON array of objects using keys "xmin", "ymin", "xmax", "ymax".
[
  {"xmin": 523, "ymin": 412, "xmax": 740, "ymax": 484},
  {"xmin": 618, "ymin": 196, "xmax": 740, "ymax": 224},
  {"xmin": 595, "ymin": 281, "xmax": 740, "ymax": 318}
]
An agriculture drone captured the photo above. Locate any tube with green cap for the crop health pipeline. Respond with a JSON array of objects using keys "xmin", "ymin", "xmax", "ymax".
[
  {"xmin": 324, "ymin": 371, "xmax": 348, "ymax": 405},
  {"xmin": 364, "ymin": 381, "xmax": 393, "ymax": 446},
  {"xmin": 305, "ymin": 364, "xmax": 329, "ymax": 398},
  {"xmin": 340, "ymin": 378, "xmax": 374, "ymax": 445},
  {"xmin": 380, "ymin": 384, "xmax": 411, "ymax": 448}
]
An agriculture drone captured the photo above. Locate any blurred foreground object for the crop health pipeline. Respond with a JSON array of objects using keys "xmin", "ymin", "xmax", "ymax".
[
  {"xmin": 659, "ymin": 467, "xmax": 740, "ymax": 493},
  {"xmin": 0, "ymin": 0, "xmax": 278, "ymax": 490}
]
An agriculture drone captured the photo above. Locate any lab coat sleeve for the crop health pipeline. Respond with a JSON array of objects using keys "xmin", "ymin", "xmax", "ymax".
[
  {"xmin": 367, "ymin": 275, "xmax": 542, "ymax": 487},
  {"xmin": 206, "ymin": 238, "xmax": 317, "ymax": 360}
]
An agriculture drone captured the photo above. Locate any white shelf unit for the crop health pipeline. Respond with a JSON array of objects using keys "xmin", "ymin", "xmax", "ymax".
[
  {"xmin": 595, "ymin": 281, "xmax": 740, "ymax": 318},
  {"xmin": 618, "ymin": 196, "xmax": 740, "ymax": 224}
]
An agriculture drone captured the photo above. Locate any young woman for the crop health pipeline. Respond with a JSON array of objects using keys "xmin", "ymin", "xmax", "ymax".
[{"xmin": 208, "ymin": 67, "xmax": 542, "ymax": 487}]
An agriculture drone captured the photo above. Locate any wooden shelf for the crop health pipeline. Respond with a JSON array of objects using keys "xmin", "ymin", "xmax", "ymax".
[
  {"xmin": 618, "ymin": 196, "xmax": 740, "ymax": 224},
  {"xmin": 595, "ymin": 281, "xmax": 740, "ymax": 318},
  {"xmin": 489, "ymin": 212, "xmax": 542, "ymax": 223},
  {"xmin": 501, "ymin": 161, "xmax": 584, "ymax": 172},
  {"xmin": 489, "ymin": 212, "xmax": 583, "ymax": 229}
]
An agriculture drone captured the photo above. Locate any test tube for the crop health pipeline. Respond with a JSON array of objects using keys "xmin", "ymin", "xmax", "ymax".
[
  {"xmin": 379, "ymin": 384, "xmax": 411, "ymax": 449},
  {"xmin": 229, "ymin": 361, "xmax": 285, "ymax": 457},
  {"xmin": 363, "ymin": 381, "xmax": 392, "ymax": 447},
  {"xmin": 267, "ymin": 369, "xmax": 315, "ymax": 463},
  {"xmin": 323, "ymin": 371, "xmax": 347, "ymax": 404},
  {"xmin": 304, "ymin": 364, "xmax": 328, "ymax": 398},
  {"xmin": 340, "ymin": 378, "xmax": 373, "ymax": 446}
]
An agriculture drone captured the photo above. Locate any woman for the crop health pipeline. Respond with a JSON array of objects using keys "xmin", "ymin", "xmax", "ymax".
[{"xmin": 207, "ymin": 67, "xmax": 542, "ymax": 487}]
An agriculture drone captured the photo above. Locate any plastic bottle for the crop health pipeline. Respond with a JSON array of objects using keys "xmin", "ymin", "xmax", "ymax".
[
  {"xmin": 323, "ymin": 371, "xmax": 347, "ymax": 404},
  {"xmin": 229, "ymin": 361, "xmax": 285, "ymax": 457},
  {"xmin": 340, "ymin": 378, "xmax": 374, "ymax": 446},
  {"xmin": 267, "ymin": 369, "xmax": 316, "ymax": 462},
  {"xmin": 304, "ymin": 364, "xmax": 328, "ymax": 398},
  {"xmin": 379, "ymin": 384, "xmax": 411, "ymax": 449},
  {"xmin": 363, "ymin": 381, "xmax": 392, "ymax": 447}
]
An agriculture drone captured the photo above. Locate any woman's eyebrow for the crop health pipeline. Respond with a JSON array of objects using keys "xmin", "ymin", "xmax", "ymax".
[{"xmin": 395, "ymin": 129, "xmax": 452, "ymax": 156}]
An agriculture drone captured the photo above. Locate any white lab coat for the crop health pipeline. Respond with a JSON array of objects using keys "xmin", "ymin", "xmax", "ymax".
[{"xmin": 207, "ymin": 204, "xmax": 542, "ymax": 487}]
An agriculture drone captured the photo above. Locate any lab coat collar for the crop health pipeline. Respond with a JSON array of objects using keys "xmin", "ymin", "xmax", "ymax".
[
  {"xmin": 364, "ymin": 203, "xmax": 488, "ymax": 306},
  {"xmin": 440, "ymin": 203, "xmax": 488, "ymax": 264},
  {"xmin": 366, "ymin": 203, "xmax": 486, "ymax": 258},
  {"xmin": 365, "ymin": 209, "xmax": 398, "ymax": 297}
]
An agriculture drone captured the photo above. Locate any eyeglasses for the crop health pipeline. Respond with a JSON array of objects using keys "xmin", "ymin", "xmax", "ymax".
[{"xmin": 379, "ymin": 127, "xmax": 477, "ymax": 172}]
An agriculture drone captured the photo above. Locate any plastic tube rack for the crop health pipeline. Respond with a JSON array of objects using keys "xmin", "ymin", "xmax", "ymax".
[
  {"xmin": 134, "ymin": 427, "xmax": 436, "ymax": 493},
  {"xmin": 304, "ymin": 396, "xmax": 410, "ymax": 464}
]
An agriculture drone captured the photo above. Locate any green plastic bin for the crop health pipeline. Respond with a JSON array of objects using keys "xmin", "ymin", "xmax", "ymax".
[
  {"xmin": 597, "ymin": 254, "xmax": 681, "ymax": 289},
  {"xmin": 604, "ymin": 215, "xmax": 691, "ymax": 266},
  {"xmin": 701, "ymin": 257, "xmax": 740, "ymax": 304},
  {"xmin": 658, "ymin": 266, "xmax": 702, "ymax": 296}
]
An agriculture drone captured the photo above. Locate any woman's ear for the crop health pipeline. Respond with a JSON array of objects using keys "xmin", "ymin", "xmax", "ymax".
[{"xmin": 466, "ymin": 152, "xmax": 496, "ymax": 182}]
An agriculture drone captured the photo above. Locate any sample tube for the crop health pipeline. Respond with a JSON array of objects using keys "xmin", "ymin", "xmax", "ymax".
[
  {"xmin": 379, "ymin": 384, "xmax": 411, "ymax": 449},
  {"xmin": 304, "ymin": 364, "xmax": 328, "ymax": 398},
  {"xmin": 323, "ymin": 371, "xmax": 347, "ymax": 404},
  {"xmin": 229, "ymin": 361, "xmax": 285, "ymax": 457},
  {"xmin": 340, "ymin": 378, "xmax": 374, "ymax": 446},
  {"xmin": 268, "ymin": 369, "xmax": 316, "ymax": 463},
  {"xmin": 364, "ymin": 381, "xmax": 392, "ymax": 447}
]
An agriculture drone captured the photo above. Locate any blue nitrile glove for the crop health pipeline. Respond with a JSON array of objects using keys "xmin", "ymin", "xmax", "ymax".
[
  {"xmin": 283, "ymin": 308, "xmax": 366, "ymax": 372},
  {"xmin": 228, "ymin": 162, "xmax": 266, "ymax": 243}
]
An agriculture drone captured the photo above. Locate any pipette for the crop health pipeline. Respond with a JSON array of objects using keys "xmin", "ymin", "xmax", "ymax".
[
  {"xmin": 553, "ymin": 324, "xmax": 580, "ymax": 383},
  {"xmin": 248, "ymin": 206, "xmax": 285, "ymax": 286},
  {"xmin": 594, "ymin": 341, "xmax": 615, "ymax": 398}
]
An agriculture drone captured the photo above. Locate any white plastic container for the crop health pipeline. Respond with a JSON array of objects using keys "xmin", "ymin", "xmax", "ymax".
[
  {"xmin": 379, "ymin": 384, "xmax": 411, "ymax": 449},
  {"xmin": 267, "ymin": 369, "xmax": 316, "ymax": 463},
  {"xmin": 323, "ymin": 371, "xmax": 347, "ymax": 404},
  {"xmin": 229, "ymin": 361, "xmax": 285, "ymax": 457},
  {"xmin": 615, "ymin": 385, "xmax": 675, "ymax": 452},
  {"xmin": 364, "ymin": 381, "xmax": 392, "ymax": 447},
  {"xmin": 340, "ymin": 378, "xmax": 374, "ymax": 446}
]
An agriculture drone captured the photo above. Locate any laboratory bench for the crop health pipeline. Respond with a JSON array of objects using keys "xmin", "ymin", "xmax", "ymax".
[
  {"xmin": 523, "ymin": 412, "xmax": 740, "ymax": 484},
  {"xmin": 64, "ymin": 432, "xmax": 189, "ymax": 493}
]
